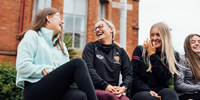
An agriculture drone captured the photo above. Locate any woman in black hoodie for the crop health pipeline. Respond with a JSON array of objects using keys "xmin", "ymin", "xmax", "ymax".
[
  {"xmin": 130, "ymin": 22, "xmax": 180, "ymax": 100},
  {"xmin": 82, "ymin": 18, "xmax": 132, "ymax": 100}
]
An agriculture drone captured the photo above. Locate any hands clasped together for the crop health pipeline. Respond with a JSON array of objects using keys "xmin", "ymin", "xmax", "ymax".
[
  {"xmin": 105, "ymin": 85, "xmax": 126, "ymax": 98},
  {"xmin": 143, "ymin": 38, "xmax": 156, "ymax": 56}
]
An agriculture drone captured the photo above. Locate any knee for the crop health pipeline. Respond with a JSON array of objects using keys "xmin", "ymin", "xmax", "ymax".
[
  {"xmin": 96, "ymin": 90, "xmax": 117, "ymax": 99},
  {"xmin": 71, "ymin": 91, "xmax": 87, "ymax": 100},
  {"xmin": 132, "ymin": 91, "xmax": 159, "ymax": 100},
  {"xmin": 159, "ymin": 88, "xmax": 176, "ymax": 95}
]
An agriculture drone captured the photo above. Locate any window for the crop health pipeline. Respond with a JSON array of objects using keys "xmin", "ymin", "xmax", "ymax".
[
  {"xmin": 98, "ymin": 1, "xmax": 105, "ymax": 20},
  {"xmin": 63, "ymin": 0, "xmax": 87, "ymax": 49},
  {"xmin": 32, "ymin": 0, "xmax": 52, "ymax": 18}
]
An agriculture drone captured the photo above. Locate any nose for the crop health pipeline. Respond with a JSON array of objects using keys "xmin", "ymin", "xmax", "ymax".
[
  {"xmin": 95, "ymin": 28, "xmax": 101, "ymax": 32},
  {"xmin": 61, "ymin": 21, "xmax": 64, "ymax": 24},
  {"xmin": 153, "ymin": 35, "xmax": 158, "ymax": 40}
]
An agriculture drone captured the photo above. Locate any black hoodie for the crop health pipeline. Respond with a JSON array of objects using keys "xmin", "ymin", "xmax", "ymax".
[
  {"xmin": 82, "ymin": 41, "xmax": 133, "ymax": 90},
  {"xmin": 130, "ymin": 45, "xmax": 180, "ymax": 97}
]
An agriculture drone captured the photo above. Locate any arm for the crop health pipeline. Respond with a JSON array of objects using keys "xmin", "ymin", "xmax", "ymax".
[
  {"xmin": 16, "ymin": 30, "xmax": 53, "ymax": 78},
  {"xmin": 131, "ymin": 46, "xmax": 152, "ymax": 92},
  {"xmin": 119, "ymin": 48, "xmax": 133, "ymax": 89},
  {"xmin": 174, "ymin": 58, "xmax": 200, "ymax": 92},
  {"xmin": 82, "ymin": 42, "xmax": 109, "ymax": 90}
]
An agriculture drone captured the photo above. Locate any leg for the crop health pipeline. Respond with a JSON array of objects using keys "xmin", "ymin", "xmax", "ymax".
[
  {"xmin": 23, "ymin": 58, "xmax": 97, "ymax": 100},
  {"xmin": 61, "ymin": 86, "xmax": 87, "ymax": 100},
  {"xmin": 119, "ymin": 95, "xmax": 130, "ymax": 100},
  {"xmin": 132, "ymin": 91, "xmax": 160, "ymax": 100},
  {"xmin": 95, "ymin": 89, "xmax": 119, "ymax": 100},
  {"xmin": 179, "ymin": 92, "xmax": 200, "ymax": 100},
  {"xmin": 158, "ymin": 88, "xmax": 179, "ymax": 100}
]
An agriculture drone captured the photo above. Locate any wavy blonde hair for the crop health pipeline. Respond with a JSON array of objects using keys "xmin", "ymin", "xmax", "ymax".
[{"xmin": 142, "ymin": 22, "xmax": 180, "ymax": 75}]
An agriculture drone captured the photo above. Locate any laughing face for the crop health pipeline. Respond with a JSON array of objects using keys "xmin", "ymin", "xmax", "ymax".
[
  {"xmin": 190, "ymin": 35, "xmax": 200, "ymax": 53},
  {"xmin": 150, "ymin": 27, "xmax": 162, "ymax": 51},
  {"xmin": 48, "ymin": 12, "xmax": 63, "ymax": 35},
  {"xmin": 93, "ymin": 21, "xmax": 113, "ymax": 43}
]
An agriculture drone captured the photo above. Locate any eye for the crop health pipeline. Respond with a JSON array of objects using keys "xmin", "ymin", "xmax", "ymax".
[{"xmin": 191, "ymin": 40, "xmax": 195, "ymax": 44}]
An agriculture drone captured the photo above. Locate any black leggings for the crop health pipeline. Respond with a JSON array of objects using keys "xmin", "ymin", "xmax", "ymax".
[
  {"xmin": 23, "ymin": 58, "xmax": 98, "ymax": 100},
  {"xmin": 179, "ymin": 92, "xmax": 200, "ymax": 100},
  {"xmin": 132, "ymin": 88, "xmax": 179, "ymax": 100}
]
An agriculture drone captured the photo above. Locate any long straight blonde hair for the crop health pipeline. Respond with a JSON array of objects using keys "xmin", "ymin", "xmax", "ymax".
[
  {"xmin": 184, "ymin": 34, "xmax": 200, "ymax": 81},
  {"xmin": 142, "ymin": 22, "xmax": 180, "ymax": 75}
]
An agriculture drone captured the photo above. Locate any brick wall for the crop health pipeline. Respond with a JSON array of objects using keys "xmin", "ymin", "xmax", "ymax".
[
  {"xmin": 0, "ymin": 0, "xmax": 139, "ymax": 63},
  {"xmin": 86, "ymin": 0, "xmax": 139, "ymax": 59}
]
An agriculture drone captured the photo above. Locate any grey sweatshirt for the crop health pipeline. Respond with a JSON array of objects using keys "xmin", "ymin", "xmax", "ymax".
[{"xmin": 174, "ymin": 56, "xmax": 200, "ymax": 96}]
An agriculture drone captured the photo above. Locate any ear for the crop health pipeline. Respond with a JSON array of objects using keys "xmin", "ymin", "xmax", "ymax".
[
  {"xmin": 110, "ymin": 27, "xmax": 114, "ymax": 33},
  {"xmin": 46, "ymin": 15, "xmax": 51, "ymax": 23}
]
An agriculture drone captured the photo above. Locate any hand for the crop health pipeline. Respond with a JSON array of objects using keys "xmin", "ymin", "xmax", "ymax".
[
  {"xmin": 113, "ymin": 86, "xmax": 126, "ymax": 98},
  {"xmin": 143, "ymin": 38, "xmax": 156, "ymax": 56},
  {"xmin": 105, "ymin": 85, "xmax": 117, "ymax": 93},
  {"xmin": 42, "ymin": 68, "xmax": 54, "ymax": 76},
  {"xmin": 150, "ymin": 91, "xmax": 162, "ymax": 100}
]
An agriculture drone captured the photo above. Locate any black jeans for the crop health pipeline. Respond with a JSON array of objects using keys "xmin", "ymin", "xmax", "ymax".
[
  {"xmin": 179, "ymin": 92, "xmax": 200, "ymax": 100},
  {"xmin": 23, "ymin": 58, "xmax": 98, "ymax": 100},
  {"xmin": 132, "ymin": 88, "xmax": 179, "ymax": 100}
]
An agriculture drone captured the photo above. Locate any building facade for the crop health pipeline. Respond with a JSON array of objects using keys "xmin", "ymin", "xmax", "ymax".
[{"xmin": 0, "ymin": 0, "xmax": 139, "ymax": 64}]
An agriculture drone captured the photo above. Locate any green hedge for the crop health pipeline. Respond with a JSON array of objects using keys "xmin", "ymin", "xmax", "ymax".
[{"xmin": 0, "ymin": 61, "xmax": 23, "ymax": 100}]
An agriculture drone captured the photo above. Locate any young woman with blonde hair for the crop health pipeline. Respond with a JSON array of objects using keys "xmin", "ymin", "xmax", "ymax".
[
  {"xmin": 130, "ymin": 22, "xmax": 179, "ymax": 100},
  {"xmin": 174, "ymin": 34, "xmax": 200, "ymax": 100},
  {"xmin": 16, "ymin": 7, "xmax": 97, "ymax": 100},
  {"xmin": 82, "ymin": 18, "xmax": 132, "ymax": 100}
]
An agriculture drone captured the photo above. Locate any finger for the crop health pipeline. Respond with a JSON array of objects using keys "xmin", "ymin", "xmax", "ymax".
[
  {"xmin": 42, "ymin": 70, "xmax": 47, "ymax": 76},
  {"xmin": 111, "ymin": 88, "xmax": 117, "ymax": 92},
  {"xmin": 145, "ymin": 38, "xmax": 149, "ymax": 45},
  {"xmin": 149, "ymin": 40, "xmax": 152, "ymax": 47},
  {"xmin": 152, "ymin": 41, "xmax": 155, "ymax": 48},
  {"xmin": 44, "ymin": 69, "xmax": 49, "ymax": 75},
  {"xmin": 52, "ymin": 68, "xmax": 55, "ymax": 70}
]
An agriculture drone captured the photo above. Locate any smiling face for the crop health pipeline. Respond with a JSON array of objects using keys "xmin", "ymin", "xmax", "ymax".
[
  {"xmin": 94, "ymin": 21, "xmax": 113, "ymax": 44},
  {"xmin": 47, "ymin": 12, "xmax": 63, "ymax": 35},
  {"xmin": 150, "ymin": 27, "xmax": 162, "ymax": 51},
  {"xmin": 190, "ymin": 35, "xmax": 200, "ymax": 53}
]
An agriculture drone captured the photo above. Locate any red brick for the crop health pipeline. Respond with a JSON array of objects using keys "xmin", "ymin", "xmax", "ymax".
[{"xmin": 0, "ymin": 0, "xmax": 139, "ymax": 63}]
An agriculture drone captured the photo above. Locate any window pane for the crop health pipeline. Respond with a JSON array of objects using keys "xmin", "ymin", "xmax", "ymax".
[
  {"xmin": 63, "ymin": 14, "xmax": 73, "ymax": 31},
  {"xmin": 45, "ymin": 0, "xmax": 52, "ymax": 8},
  {"xmin": 63, "ymin": 0, "xmax": 74, "ymax": 14},
  {"xmin": 75, "ymin": 0, "xmax": 86, "ymax": 15},
  {"xmin": 37, "ymin": 0, "xmax": 45, "ymax": 12},
  {"xmin": 75, "ymin": 16, "xmax": 86, "ymax": 32},
  {"xmin": 74, "ymin": 33, "xmax": 85, "ymax": 48},
  {"xmin": 36, "ymin": 0, "xmax": 51, "ymax": 13}
]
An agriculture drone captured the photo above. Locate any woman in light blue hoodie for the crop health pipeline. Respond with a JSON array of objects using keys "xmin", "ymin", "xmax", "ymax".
[{"xmin": 16, "ymin": 7, "xmax": 97, "ymax": 100}]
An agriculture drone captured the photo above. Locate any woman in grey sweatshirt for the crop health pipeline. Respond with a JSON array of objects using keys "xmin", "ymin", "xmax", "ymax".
[{"xmin": 174, "ymin": 34, "xmax": 200, "ymax": 100}]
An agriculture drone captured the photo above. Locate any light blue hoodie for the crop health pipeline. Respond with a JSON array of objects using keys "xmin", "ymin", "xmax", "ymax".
[{"xmin": 16, "ymin": 27, "xmax": 70, "ymax": 89}]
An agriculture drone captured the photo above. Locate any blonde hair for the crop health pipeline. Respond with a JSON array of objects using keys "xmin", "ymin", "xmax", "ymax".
[
  {"xmin": 98, "ymin": 18, "xmax": 121, "ymax": 47},
  {"xmin": 142, "ymin": 22, "xmax": 180, "ymax": 75}
]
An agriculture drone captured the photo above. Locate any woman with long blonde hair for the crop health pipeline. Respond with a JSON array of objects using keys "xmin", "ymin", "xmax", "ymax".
[
  {"xmin": 174, "ymin": 34, "xmax": 200, "ymax": 100},
  {"xmin": 130, "ymin": 22, "xmax": 179, "ymax": 100}
]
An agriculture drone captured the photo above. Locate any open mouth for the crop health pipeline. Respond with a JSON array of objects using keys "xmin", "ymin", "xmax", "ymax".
[
  {"xmin": 193, "ymin": 46, "xmax": 200, "ymax": 49},
  {"xmin": 97, "ymin": 33, "xmax": 103, "ymax": 36}
]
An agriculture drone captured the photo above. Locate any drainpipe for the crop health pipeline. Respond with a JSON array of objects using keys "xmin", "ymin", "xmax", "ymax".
[
  {"xmin": 120, "ymin": 0, "xmax": 127, "ymax": 50},
  {"xmin": 19, "ymin": 0, "xmax": 25, "ymax": 34}
]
